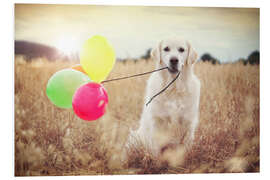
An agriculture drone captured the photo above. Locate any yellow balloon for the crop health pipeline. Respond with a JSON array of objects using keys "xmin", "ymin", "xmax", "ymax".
[{"xmin": 80, "ymin": 35, "xmax": 115, "ymax": 83}]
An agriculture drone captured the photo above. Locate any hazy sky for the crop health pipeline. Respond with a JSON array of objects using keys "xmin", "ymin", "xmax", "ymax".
[{"xmin": 15, "ymin": 4, "xmax": 259, "ymax": 62}]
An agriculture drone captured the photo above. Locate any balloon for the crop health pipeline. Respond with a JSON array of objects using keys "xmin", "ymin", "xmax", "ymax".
[
  {"xmin": 46, "ymin": 69, "xmax": 91, "ymax": 108},
  {"xmin": 71, "ymin": 64, "xmax": 87, "ymax": 74},
  {"xmin": 80, "ymin": 35, "xmax": 115, "ymax": 83},
  {"xmin": 72, "ymin": 82, "xmax": 108, "ymax": 121}
]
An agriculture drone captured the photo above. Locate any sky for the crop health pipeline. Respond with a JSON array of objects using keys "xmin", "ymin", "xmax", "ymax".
[{"xmin": 15, "ymin": 4, "xmax": 259, "ymax": 62}]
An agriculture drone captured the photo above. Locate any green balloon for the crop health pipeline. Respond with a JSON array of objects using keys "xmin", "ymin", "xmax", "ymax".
[{"xmin": 46, "ymin": 69, "xmax": 91, "ymax": 108}]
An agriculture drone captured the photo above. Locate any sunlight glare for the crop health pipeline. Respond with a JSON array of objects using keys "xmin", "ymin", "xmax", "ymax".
[{"xmin": 55, "ymin": 36, "xmax": 81, "ymax": 56}]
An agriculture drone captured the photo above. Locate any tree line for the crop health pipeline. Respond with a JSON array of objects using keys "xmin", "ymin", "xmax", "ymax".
[
  {"xmin": 140, "ymin": 48, "xmax": 259, "ymax": 65},
  {"xmin": 15, "ymin": 40, "xmax": 259, "ymax": 65}
]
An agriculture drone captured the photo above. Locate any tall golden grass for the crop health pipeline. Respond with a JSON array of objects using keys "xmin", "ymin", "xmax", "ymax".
[{"xmin": 14, "ymin": 56, "xmax": 259, "ymax": 176}]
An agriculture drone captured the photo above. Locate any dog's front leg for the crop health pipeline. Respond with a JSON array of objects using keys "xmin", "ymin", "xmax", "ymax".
[{"xmin": 183, "ymin": 115, "xmax": 199, "ymax": 151}]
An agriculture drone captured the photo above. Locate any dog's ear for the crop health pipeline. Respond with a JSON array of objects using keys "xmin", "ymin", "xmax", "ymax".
[
  {"xmin": 186, "ymin": 41, "xmax": 198, "ymax": 65},
  {"xmin": 151, "ymin": 41, "xmax": 162, "ymax": 62}
]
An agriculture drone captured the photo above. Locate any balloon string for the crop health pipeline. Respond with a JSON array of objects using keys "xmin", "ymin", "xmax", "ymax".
[
  {"xmin": 145, "ymin": 71, "xmax": 180, "ymax": 106},
  {"xmin": 101, "ymin": 66, "xmax": 180, "ymax": 106},
  {"xmin": 101, "ymin": 67, "xmax": 168, "ymax": 83}
]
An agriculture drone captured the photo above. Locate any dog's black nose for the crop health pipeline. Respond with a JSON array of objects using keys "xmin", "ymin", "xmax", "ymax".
[{"xmin": 170, "ymin": 57, "xmax": 179, "ymax": 65}]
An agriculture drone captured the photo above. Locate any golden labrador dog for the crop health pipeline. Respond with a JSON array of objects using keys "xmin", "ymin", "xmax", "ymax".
[{"xmin": 125, "ymin": 37, "xmax": 200, "ymax": 159}]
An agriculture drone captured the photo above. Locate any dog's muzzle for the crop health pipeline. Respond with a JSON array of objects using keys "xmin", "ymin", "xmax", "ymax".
[{"xmin": 168, "ymin": 57, "xmax": 179, "ymax": 74}]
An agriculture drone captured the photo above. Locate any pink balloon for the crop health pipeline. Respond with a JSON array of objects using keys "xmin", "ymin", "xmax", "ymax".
[{"xmin": 72, "ymin": 82, "xmax": 108, "ymax": 121}]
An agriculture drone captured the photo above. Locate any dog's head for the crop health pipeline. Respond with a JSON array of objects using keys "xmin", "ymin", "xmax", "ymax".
[{"xmin": 151, "ymin": 37, "xmax": 197, "ymax": 74}]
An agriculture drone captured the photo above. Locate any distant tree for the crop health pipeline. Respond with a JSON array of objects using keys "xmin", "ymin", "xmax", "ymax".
[
  {"xmin": 247, "ymin": 51, "xmax": 260, "ymax": 65},
  {"xmin": 141, "ymin": 48, "xmax": 152, "ymax": 60},
  {"xmin": 121, "ymin": 59, "xmax": 127, "ymax": 64},
  {"xmin": 200, "ymin": 53, "xmax": 212, "ymax": 62},
  {"xmin": 237, "ymin": 58, "xmax": 248, "ymax": 65},
  {"xmin": 15, "ymin": 40, "xmax": 60, "ymax": 61},
  {"xmin": 200, "ymin": 53, "xmax": 220, "ymax": 65}
]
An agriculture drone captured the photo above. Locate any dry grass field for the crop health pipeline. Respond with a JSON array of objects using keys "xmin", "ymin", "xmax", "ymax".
[{"xmin": 14, "ymin": 56, "xmax": 259, "ymax": 176}]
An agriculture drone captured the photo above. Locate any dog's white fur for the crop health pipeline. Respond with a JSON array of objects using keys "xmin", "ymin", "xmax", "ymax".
[{"xmin": 127, "ymin": 37, "xmax": 201, "ymax": 156}]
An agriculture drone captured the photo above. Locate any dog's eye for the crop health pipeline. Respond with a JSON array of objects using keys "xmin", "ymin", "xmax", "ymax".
[
  {"xmin": 164, "ymin": 47, "xmax": 170, "ymax": 52},
  {"xmin": 178, "ymin": 47, "xmax": 185, "ymax": 53}
]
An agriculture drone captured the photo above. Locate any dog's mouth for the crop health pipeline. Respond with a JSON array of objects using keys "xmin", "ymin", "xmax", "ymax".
[{"xmin": 168, "ymin": 67, "xmax": 179, "ymax": 74}]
